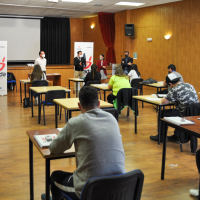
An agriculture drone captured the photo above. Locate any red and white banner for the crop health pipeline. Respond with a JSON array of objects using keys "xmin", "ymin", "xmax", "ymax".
[
  {"xmin": 74, "ymin": 42, "xmax": 94, "ymax": 76},
  {"xmin": 0, "ymin": 41, "xmax": 7, "ymax": 96}
]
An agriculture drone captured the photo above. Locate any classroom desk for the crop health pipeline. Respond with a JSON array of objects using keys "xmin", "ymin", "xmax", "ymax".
[
  {"xmin": 161, "ymin": 116, "xmax": 200, "ymax": 200},
  {"xmin": 90, "ymin": 84, "xmax": 112, "ymax": 101},
  {"xmin": 19, "ymin": 79, "xmax": 32, "ymax": 103},
  {"xmin": 68, "ymin": 78, "xmax": 84, "ymax": 98},
  {"xmin": 27, "ymin": 129, "xmax": 75, "ymax": 200},
  {"xmin": 30, "ymin": 86, "xmax": 71, "ymax": 124},
  {"xmin": 140, "ymin": 82, "xmax": 167, "ymax": 93},
  {"xmin": 132, "ymin": 95, "xmax": 173, "ymax": 144},
  {"xmin": 28, "ymin": 73, "xmax": 62, "ymax": 86},
  {"xmin": 53, "ymin": 98, "xmax": 113, "ymax": 128}
]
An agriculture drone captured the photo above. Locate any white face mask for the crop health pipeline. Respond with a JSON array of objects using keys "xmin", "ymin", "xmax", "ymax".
[
  {"xmin": 42, "ymin": 54, "xmax": 45, "ymax": 58},
  {"xmin": 79, "ymin": 54, "xmax": 83, "ymax": 58}
]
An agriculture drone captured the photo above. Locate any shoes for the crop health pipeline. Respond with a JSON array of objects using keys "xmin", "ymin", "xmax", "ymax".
[
  {"xmin": 167, "ymin": 135, "xmax": 180, "ymax": 143},
  {"xmin": 189, "ymin": 189, "xmax": 199, "ymax": 198},
  {"xmin": 150, "ymin": 135, "xmax": 163, "ymax": 143},
  {"xmin": 41, "ymin": 193, "xmax": 53, "ymax": 200},
  {"xmin": 34, "ymin": 97, "xmax": 38, "ymax": 106}
]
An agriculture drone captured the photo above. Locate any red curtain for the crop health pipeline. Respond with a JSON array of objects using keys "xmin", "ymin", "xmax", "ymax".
[{"xmin": 98, "ymin": 12, "xmax": 116, "ymax": 64}]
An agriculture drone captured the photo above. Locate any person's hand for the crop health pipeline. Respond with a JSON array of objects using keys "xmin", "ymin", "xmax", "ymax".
[
  {"xmin": 128, "ymin": 62, "xmax": 132, "ymax": 65},
  {"xmin": 103, "ymin": 66, "xmax": 106, "ymax": 69},
  {"xmin": 80, "ymin": 61, "xmax": 82, "ymax": 66},
  {"xmin": 122, "ymin": 61, "xmax": 124, "ymax": 63}
]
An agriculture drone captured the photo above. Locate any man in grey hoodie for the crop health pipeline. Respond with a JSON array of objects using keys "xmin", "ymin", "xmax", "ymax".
[{"xmin": 42, "ymin": 86, "xmax": 126, "ymax": 200}]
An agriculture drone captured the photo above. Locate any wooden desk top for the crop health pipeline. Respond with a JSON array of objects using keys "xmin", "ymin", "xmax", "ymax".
[
  {"xmin": 30, "ymin": 86, "xmax": 71, "ymax": 93},
  {"xmin": 90, "ymin": 84, "xmax": 112, "ymax": 91},
  {"xmin": 162, "ymin": 116, "xmax": 200, "ymax": 136},
  {"xmin": 53, "ymin": 98, "xmax": 113, "ymax": 110},
  {"xmin": 28, "ymin": 73, "xmax": 61, "ymax": 76},
  {"xmin": 19, "ymin": 79, "xmax": 32, "ymax": 83},
  {"xmin": 26, "ymin": 129, "xmax": 75, "ymax": 159},
  {"xmin": 141, "ymin": 82, "xmax": 167, "ymax": 88},
  {"xmin": 68, "ymin": 78, "xmax": 84, "ymax": 82},
  {"xmin": 133, "ymin": 95, "xmax": 173, "ymax": 106}
]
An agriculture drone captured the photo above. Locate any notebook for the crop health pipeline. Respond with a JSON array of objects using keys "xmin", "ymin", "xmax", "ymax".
[
  {"xmin": 164, "ymin": 117, "xmax": 195, "ymax": 126},
  {"xmin": 156, "ymin": 94, "xmax": 167, "ymax": 98}
]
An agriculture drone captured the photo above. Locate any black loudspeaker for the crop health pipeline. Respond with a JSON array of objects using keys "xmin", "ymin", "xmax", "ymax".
[{"xmin": 125, "ymin": 24, "xmax": 134, "ymax": 36}]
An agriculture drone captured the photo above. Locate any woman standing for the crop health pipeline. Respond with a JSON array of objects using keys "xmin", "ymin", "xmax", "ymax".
[{"xmin": 97, "ymin": 54, "xmax": 107, "ymax": 83}]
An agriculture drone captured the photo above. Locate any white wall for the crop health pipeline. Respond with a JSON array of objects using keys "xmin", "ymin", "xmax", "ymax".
[{"xmin": 0, "ymin": 18, "xmax": 40, "ymax": 61}]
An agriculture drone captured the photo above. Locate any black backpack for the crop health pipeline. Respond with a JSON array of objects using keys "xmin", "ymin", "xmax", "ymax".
[{"xmin": 23, "ymin": 98, "xmax": 31, "ymax": 108}]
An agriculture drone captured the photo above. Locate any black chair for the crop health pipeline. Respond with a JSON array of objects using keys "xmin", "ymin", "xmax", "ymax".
[
  {"xmin": 7, "ymin": 73, "xmax": 17, "ymax": 92},
  {"xmin": 196, "ymin": 149, "xmax": 200, "ymax": 200},
  {"xmin": 42, "ymin": 90, "xmax": 66, "ymax": 126},
  {"xmin": 61, "ymin": 169, "xmax": 144, "ymax": 200},
  {"xmin": 102, "ymin": 108, "xmax": 119, "ymax": 121},
  {"xmin": 32, "ymin": 80, "xmax": 48, "ymax": 87},
  {"xmin": 85, "ymin": 80, "xmax": 102, "ymax": 99},
  {"xmin": 131, "ymin": 78, "xmax": 143, "ymax": 108},
  {"xmin": 115, "ymin": 88, "xmax": 138, "ymax": 117}
]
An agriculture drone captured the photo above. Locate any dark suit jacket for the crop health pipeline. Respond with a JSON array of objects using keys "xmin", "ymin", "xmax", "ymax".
[
  {"xmin": 121, "ymin": 57, "xmax": 133, "ymax": 73},
  {"xmin": 74, "ymin": 57, "xmax": 86, "ymax": 71}
]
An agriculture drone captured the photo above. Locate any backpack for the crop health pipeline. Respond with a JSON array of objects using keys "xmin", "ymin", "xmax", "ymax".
[
  {"xmin": 23, "ymin": 98, "xmax": 31, "ymax": 108},
  {"xmin": 141, "ymin": 78, "xmax": 157, "ymax": 85}
]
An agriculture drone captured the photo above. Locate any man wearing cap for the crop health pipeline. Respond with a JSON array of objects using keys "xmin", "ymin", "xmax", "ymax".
[{"xmin": 150, "ymin": 73, "xmax": 199, "ymax": 143}]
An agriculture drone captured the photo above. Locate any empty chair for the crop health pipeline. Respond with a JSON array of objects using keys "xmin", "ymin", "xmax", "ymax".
[
  {"xmin": 61, "ymin": 169, "xmax": 144, "ymax": 200},
  {"xmin": 42, "ymin": 90, "xmax": 66, "ymax": 126},
  {"xmin": 7, "ymin": 73, "xmax": 17, "ymax": 92},
  {"xmin": 131, "ymin": 78, "xmax": 143, "ymax": 108}
]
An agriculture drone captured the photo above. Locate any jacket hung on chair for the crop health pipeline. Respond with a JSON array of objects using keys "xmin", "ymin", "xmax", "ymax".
[
  {"xmin": 113, "ymin": 88, "xmax": 138, "ymax": 115},
  {"xmin": 141, "ymin": 78, "xmax": 157, "ymax": 85}
]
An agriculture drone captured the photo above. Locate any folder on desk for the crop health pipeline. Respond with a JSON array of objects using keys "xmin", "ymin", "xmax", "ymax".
[{"xmin": 164, "ymin": 117, "xmax": 195, "ymax": 126}]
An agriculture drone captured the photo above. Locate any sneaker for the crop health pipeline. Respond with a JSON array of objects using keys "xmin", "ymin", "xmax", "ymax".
[
  {"xmin": 167, "ymin": 135, "xmax": 180, "ymax": 143},
  {"xmin": 189, "ymin": 189, "xmax": 199, "ymax": 198},
  {"xmin": 34, "ymin": 98, "xmax": 38, "ymax": 106},
  {"xmin": 150, "ymin": 135, "xmax": 163, "ymax": 143},
  {"xmin": 41, "ymin": 193, "xmax": 53, "ymax": 200}
]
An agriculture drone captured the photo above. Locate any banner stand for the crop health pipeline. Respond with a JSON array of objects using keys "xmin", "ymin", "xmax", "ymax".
[{"xmin": 0, "ymin": 41, "xmax": 7, "ymax": 96}]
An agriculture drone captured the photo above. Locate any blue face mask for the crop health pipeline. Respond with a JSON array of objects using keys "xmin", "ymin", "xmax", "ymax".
[{"xmin": 100, "ymin": 57, "xmax": 103, "ymax": 60}]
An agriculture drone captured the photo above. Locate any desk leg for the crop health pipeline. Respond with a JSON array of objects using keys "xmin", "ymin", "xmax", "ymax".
[
  {"xmin": 161, "ymin": 122, "xmax": 168, "ymax": 180},
  {"xmin": 55, "ymin": 103, "xmax": 58, "ymax": 128},
  {"xmin": 29, "ymin": 139, "xmax": 34, "ymax": 200},
  {"xmin": 76, "ymin": 82, "xmax": 78, "ymax": 98},
  {"xmin": 31, "ymin": 90, "xmax": 34, "ymax": 117},
  {"xmin": 69, "ymin": 80, "xmax": 70, "ymax": 90},
  {"xmin": 104, "ymin": 91, "xmax": 106, "ymax": 101},
  {"xmin": 20, "ymin": 82, "xmax": 22, "ymax": 103},
  {"xmin": 45, "ymin": 159, "xmax": 51, "ymax": 200},
  {"xmin": 69, "ymin": 111, "xmax": 72, "ymax": 119},
  {"xmin": 68, "ymin": 91, "xmax": 70, "ymax": 98},
  {"xmin": 25, "ymin": 83, "xmax": 27, "ymax": 99},
  {"xmin": 158, "ymin": 105, "xmax": 162, "ymax": 145},
  {"xmin": 38, "ymin": 94, "xmax": 41, "ymax": 124},
  {"xmin": 135, "ymin": 99, "xmax": 137, "ymax": 134}
]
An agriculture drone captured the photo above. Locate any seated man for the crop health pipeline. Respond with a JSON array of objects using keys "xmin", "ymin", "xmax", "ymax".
[
  {"xmin": 42, "ymin": 86, "xmax": 126, "ymax": 200},
  {"xmin": 158, "ymin": 64, "xmax": 184, "ymax": 94},
  {"xmin": 150, "ymin": 73, "xmax": 199, "ymax": 146}
]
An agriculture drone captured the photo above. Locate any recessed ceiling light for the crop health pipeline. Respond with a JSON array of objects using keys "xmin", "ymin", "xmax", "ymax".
[
  {"xmin": 48, "ymin": 0, "xmax": 58, "ymax": 2},
  {"xmin": 115, "ymin": 2, "xmax": 145, "ymax": 6},
  {"xmin": 62, "ymin": 0, "xmax": 93, "ymax": 3}
]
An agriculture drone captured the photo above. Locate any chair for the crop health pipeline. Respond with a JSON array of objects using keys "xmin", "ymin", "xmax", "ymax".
[
  {"xmin": 32, "ymin": 80, "xmax": 48, "ymax": 87},
  {"xmin": 42, "ymin": 90, "xmax": 66, "ymax": 126},
  {"xmin": 102, "ymin": 108, "xmax": 119, "ymax": 121},
  {"xmin": 61, "ymin": 169, "xmax": 144, "ymax": 200},
  {"xmin": 131, "ymin": 79, "xmax": 143, "ymax": 108},
  {"xmin": 85, "ymin": 80, "xmax": 102, "ymax": 99},
  {"xmin": 114, "ymin": 88, "xmax": 138, "ymax": 117},
  {"xmin": 7, "ymin": 73, "xmax": 17, "ymax": 92}
]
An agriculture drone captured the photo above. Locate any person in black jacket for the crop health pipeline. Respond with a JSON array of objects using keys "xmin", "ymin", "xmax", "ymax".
[
  {"xmin": 84, "ymin": 64, "xmax": 101, "ymax": 85},
  {"xmin": 121, "ymin": 51, "xmax": 133, "ymax": 75},
  {"xmin": 74, "ymin": 51, "xmax": 86, "ymax": 94}
]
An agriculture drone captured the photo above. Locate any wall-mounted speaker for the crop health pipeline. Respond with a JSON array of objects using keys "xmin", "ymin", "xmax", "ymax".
[{"xmin": 125, "ymin": 24, "xmax": 134, "ymax": 36}]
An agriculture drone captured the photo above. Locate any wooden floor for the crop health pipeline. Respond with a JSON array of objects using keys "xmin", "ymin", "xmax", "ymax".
[{"xmin": 0, "ymin": 87, "xmax": 199, "ymax": 200}]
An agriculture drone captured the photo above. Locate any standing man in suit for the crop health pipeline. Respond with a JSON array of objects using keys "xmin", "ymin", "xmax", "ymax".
[
  {"xmin": 74, "ymin": 51, "xmax": 86, "ymax": 94},
  {"xmin": 121, "ymin": 51, "xmax": 133, "ymax": 75}
]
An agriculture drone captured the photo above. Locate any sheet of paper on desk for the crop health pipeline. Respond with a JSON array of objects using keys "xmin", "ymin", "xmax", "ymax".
[
  {"xmin": 34, "ymin": 134, "xmax": 57, "ymax": 148},
  {"xmin": 57, "ymin": 128, "xmax": 63, "ymax": 131},
  {"xmin": 146, "ymin": 97, "xmax": 161, "ymax": 101},
  {"xmin": 64, "ymin": 144, "xmax": 75, "ymax": 153},
  {"xmin": 164, "ymin": 117, "xmax": 195, "ymax": 125},
  {"xmin": 157, "ymin": 94, "xmax": 167, "ymax": 98}
]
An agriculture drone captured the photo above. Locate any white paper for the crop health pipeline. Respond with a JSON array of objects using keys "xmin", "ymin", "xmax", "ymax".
[
  {"xmin": 57, "ymin": 128, "xmax": 63, "ymax": 131},
  {"xmin": 164, "ymin": 117, "xmax": 195, "ymax": 125},
  {"xmin": 157, "ymin": 81, "xmax": 164, "ymax": 84},
  {"xmin": 151, "ymin": 94, "xmax": 157, "ymax": 98},
  {"xmin": 157, "ymin": 94, "xmax": 167, "ymax": 98},
  {"xmin": 146, "ymin": 97, "xmax": 161, "ymax": 101}
]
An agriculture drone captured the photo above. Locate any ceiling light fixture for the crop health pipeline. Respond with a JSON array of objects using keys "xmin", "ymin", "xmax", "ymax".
[
  {"xmin": 62, "ymin": 0, "xmax": 93, "ymax": 3},
  {"xmin": 164, "ymin": 35, "xmax": 171, "ymax": 40},
  {"xmin": 90, "ymin": 24, "xmax": 95, "ymax": 29},
  {"xmin": 115, "ymin": 2, "xmax": 145, "ymax": 6},
  {"xmin": 0, "ymin": 14, "xmax": 43, "ymax": 19},
  {"xmin": 48, "ymin": 0, "xmax": 58, "ymax": 2}
]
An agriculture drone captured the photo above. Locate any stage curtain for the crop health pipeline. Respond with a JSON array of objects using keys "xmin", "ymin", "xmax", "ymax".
[
  {"xmin": 41, "ymin": 17, "xmax": 70, "ymax": 64},
  {"xmin": 98, "ymin": 12, "xmax": 116, "ymax": 64}
]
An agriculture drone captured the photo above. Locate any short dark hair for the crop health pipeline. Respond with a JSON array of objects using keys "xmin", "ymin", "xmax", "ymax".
[
  {"xmin": 124, "ymin": 51, "xmax": 129, "ymax": 54},
  {"xmin": 39, "ymin": 51, "xmax": 44, "ymax": 55},
  {"xmin": 79, "ymin": 86, "xmax": 99, "ymax": 109},
  {"xmin": 77, "ymin": 51, "xmax": 82, "ymax": 55},
  {"xmin": 165, "ymin": 75, "xmax": 180, "ymax": 85},
  {"xmin": 167, "ymin": 64, "xmax": 176, "ymax": 71},
  {"xmin": 100, "ymin": 54, "xmax": 104, "ymax": 57}
]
